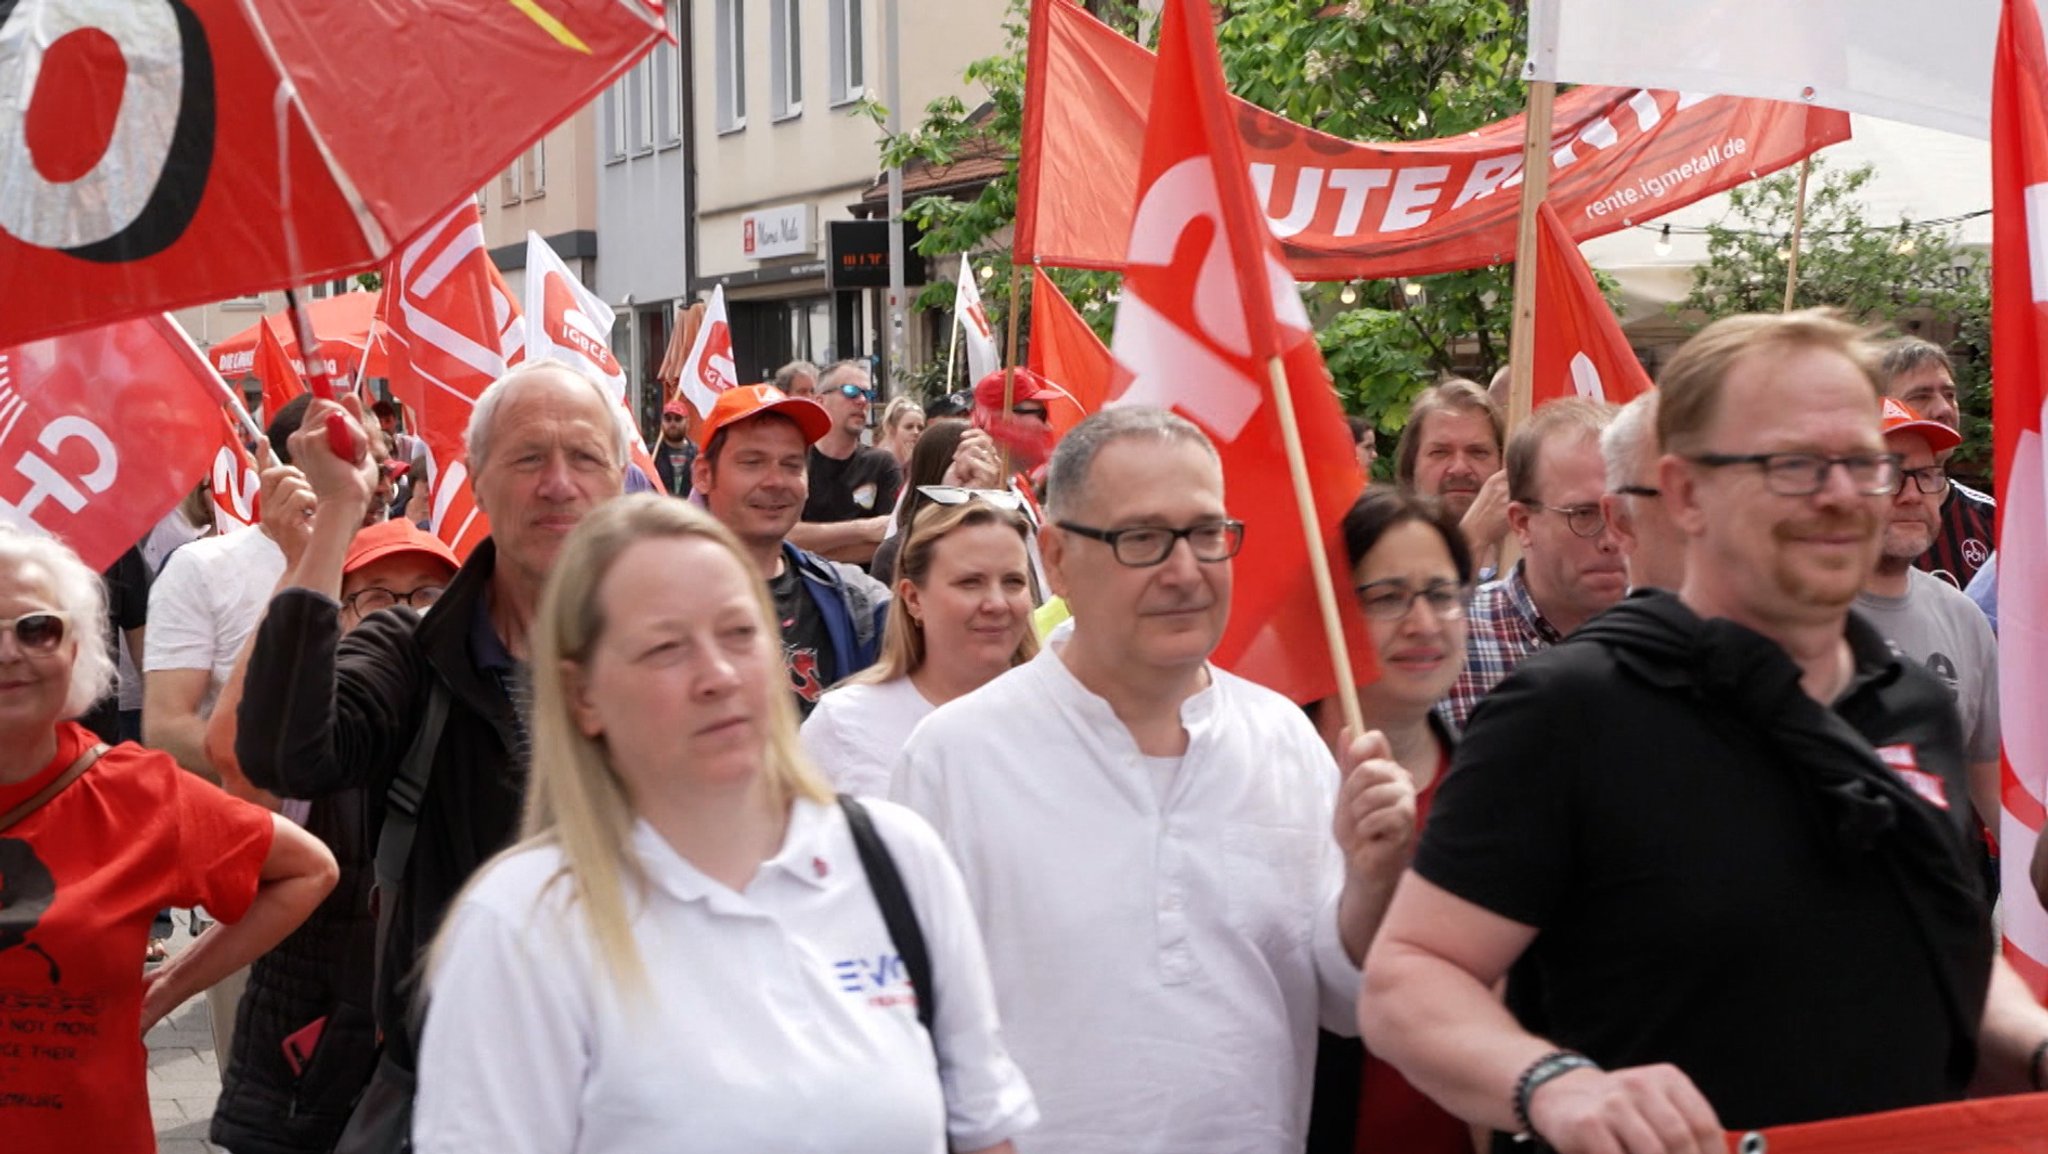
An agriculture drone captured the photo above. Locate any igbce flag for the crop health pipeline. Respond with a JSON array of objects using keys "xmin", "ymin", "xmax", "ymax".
[
  {"xmin": 1107, "ymin": 0, "xmax": 1372, "ymax": 705},
  {"xmin": 1529, "ymin": 202, "xmax": 1654, "ymax": 408},
  {"xmin": 0, "ymin": 315, "xmax": 225, "ymax": 570},
  {"xmin": 523, "ymin": 232, "xmax": 662, "ymax": 488},
  {"xmin": 1992, "ymin": 0, "xmax": 2048, "ymax": 1000},
  {"xmin": 673, "ymin": 284, "xmax": 738, "ymax": 419},
  {"xmin": 382, "ymin": 202, "xmax": 516, "ymax": 560}
]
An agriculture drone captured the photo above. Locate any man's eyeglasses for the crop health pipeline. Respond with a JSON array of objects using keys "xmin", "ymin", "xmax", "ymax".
[
  {"xmin": 1892, "ymin": 465, "xmax": 1950, "ymax": 497},
  {"xmin": 1055, "ymin": 519, "xmax": 1246, "ymax": 567},
  {"xmin": 1522, "ymin": 502, "xmax": 1608, "ymax": 538},
  {"xmin": 345, "ymin": 586, "xmax": 447, "ymax": 616},
  {"xmin": 1354, "ymin": 580, "xmax": 1467, "ymax": 623},
  {"xmin": 1688, "ymin": 452, "xmax": 1903, "ymax": 497},
  {"xmin": 834, "ymin": 383, "xmax": 879, "ymax": 403},
  {"xmin": 0, "ymin": 611, "xmax": 70, "ymax": 654},
  {"xmin": 1613, "ymin": 484, "xmax": 1661, "ymax": 499},
  {"xmin": 1010, "ymin": 403, "xmax": 1049, "ymax": 421}
]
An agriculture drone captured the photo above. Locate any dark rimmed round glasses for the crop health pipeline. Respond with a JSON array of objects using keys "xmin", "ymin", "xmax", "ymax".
[
  {"xmin": 1521, "ymin": 502, "xmax": 1608, "ymax": 539},
  {"xmin": 1688, "ymin": 451, "xmax": 1903, "ymax": 497},
  {"xmin": 1055, "ymin": 519, "xmax": 1246, "ymax": 567},
  {"xmin": 0, "ymin": 611, "xmax": 70, "ymax": 654},
  {"xmin": 1892, "ymin": 464, "xmax": 1951, "ymax": 497},
  {"xmin": 344, "ymin": 586, "xmax": 447, "ymax": 617}
]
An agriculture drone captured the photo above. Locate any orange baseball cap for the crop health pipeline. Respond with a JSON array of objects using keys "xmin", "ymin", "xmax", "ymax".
[
  {"xmin": 695, "ymin": 384, "xmax": 832, "ymax": 450},
  {"xmin": 344, "ymin": 517, "xmax": 461, "ymax": 577},
  {"xmin": 1879, "ymin": 397, "xmax": 1961, "ymax": 453}
]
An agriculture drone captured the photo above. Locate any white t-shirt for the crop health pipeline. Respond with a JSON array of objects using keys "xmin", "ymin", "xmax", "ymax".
[
  {"xmin": 142, "ymin": 525, "xmax": 286, "ymax": 716},
  {"xmin": 892, "ymin": 643, "xmax": 1360, "ymax": 1154},
  {"xmin": 800, "ymin": 677, "xmax": 937, "ymax": 798},
  {"xmin": 414, "ymin": 797, "xmax": 1037, "ymax": 1154}
]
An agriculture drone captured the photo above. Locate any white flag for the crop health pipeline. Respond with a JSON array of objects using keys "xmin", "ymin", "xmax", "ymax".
[
  {"xmin": 674, "ymin": 285, "xmax": 739, "ymax": 417},
  {"xmin": 954, "ymin": 257, "xmax": 1001, "ymax": 384},
  {"xmin": 522, "ymin": 232, "xmax": 659, "ymax": 484}
]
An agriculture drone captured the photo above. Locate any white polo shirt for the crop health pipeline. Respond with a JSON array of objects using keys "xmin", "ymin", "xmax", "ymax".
[
  {"xmin": 800, "ymin": 676, "xmax": 937, "ymax": 797},
  {"xmin": 414, "ymin": 796, "xmax": 1036, "ymax": 1154},
  {"xmin": 143, "ymin": 524, "xmax": 285, "ymax": 715},
  {"xmin": 891, "ymin": 643, "xmax": 1360, "ymax": 1154}
]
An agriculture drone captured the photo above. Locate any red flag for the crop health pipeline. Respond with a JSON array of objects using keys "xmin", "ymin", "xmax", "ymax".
[
  {"xmin": 253, "ymin": 316, "xmax": 307, "ymax": 421},
  {"xmin": 382, "ymin": 203, "xmax": 516, "ymax": 561},
  {"xmin": 0, "ymin": 316, "xmax": 225, "ymax": 570},
  {"xmin": 1027, "ymin": 269, "xmax": 1112, "ymax": 438},
  {"xmin": 209, "ymin": 412, "xmax": 262, "ymax": 533},
  {"xmin": 1992, "ymin": 0, "xmax": 2048, "ymax": 999},
  {"xmin": 1106, "ymin": 0, "xmax": 1372, "ymax": 705},
  {"xmin": 673, "ymin": 286, "xmax": 739, "ymax": 419},
  {"xmin": 1529, "ymin": 202, "xmax": 1654, "ymax": 409},
  {"xmin": 1721, "ymin": 1091, "xmax": 2048, "ymax": 1152}
]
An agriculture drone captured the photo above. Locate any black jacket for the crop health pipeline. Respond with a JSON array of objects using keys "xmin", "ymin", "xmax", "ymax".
[{"xmin": 236, "ymin": 539, "xmax": 525, "ymax": 1071}]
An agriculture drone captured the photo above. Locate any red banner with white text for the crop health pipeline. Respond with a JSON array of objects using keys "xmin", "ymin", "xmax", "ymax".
[{"xmin": 1016, "ymin": 0, "xmax": 1850, "ymax": 279}]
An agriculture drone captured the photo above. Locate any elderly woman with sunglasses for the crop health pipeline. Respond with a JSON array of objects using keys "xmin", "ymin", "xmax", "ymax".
[
  {"xmin": 802, "ymin": 489, "xmax": 1040, "ymax": 798},
  {"xmin": 0, "ymin": 527, "xmax": 337, "ymax": 1154}
]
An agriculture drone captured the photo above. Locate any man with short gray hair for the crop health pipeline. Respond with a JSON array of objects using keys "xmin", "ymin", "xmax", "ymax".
[
  {"xmin": 772, "ymin": 358, "xmax": 821, "ymax": 397},
  {"xmin": 1876, "ymin": 337, "xmax": 1994, "ymax": 588},
  {"xmin": 894, "ymin": 407, "xmax": 1416, "ymax": 1154},
  {"xmin": 1599, "ymin": 390, "xmax": 1686, "ymax": 592}
]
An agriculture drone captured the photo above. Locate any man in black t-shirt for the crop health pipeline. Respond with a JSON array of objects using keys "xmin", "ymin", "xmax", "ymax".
[
  {"xmin": 1360, "ymin": 312, "xmax": 2048, "ymax": 1154},
  {"xmin": 788, "ymin": 360, "xmax": 901, "ymax": 567},
  {"xmin": 653, "ymin": 400, "xmax": 697, "ymax": 498}
]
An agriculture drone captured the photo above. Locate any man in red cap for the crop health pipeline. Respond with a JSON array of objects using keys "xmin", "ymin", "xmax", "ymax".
[
  {"xmin": 972, "ymin": 366, "xmax": 1069, "ymax": 478},
  {"xmin": 693, "ymin": 384, "xmax": 890, "ymax": 716},
  {"xmin": 1857, "ymin": 397, "xmax": 2002, "ymax": 833},
  {"xmin": 654, "ymin": 399, "xmax": 697, "ymax": 498}
]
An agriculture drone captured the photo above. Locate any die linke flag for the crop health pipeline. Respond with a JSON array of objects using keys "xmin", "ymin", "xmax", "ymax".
[
  {"xmin": 672, "ymin": 284, "xmax": 738, "ymax": 419},
  {"xmin": 1025, "ymin": 269, "xmax": 1111, "ymax": 437},
  {"xmin": 955, "ymin": 257, "xmax": 1002, "ymax": 385},
  {"xmin": 1991, "ymin": 0, "xmax": 2048, "ymax": 1001},
  {"xmin": 1107, "ymin": 0, "xmax": 1373, "ymax": 706},
  {"xmin": 524, "ymin": 232, "xmax": 662, "ymax": 488},
  {"xmin": 381, "ymin": 202, "xmax": 519, "ymax": 560},
  {"xmin": 1529, "ymin": 202, "xmax": 1654, "ymax": 408},
  {"xmin": 0, "ymin": 315, "xmax": 225, "ymax": 570}
]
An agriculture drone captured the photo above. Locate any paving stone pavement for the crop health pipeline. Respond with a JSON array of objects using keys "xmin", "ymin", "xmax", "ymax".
[{"xmin": 146, "ymin": 911, "xmax": 225, "ymax": 1154}]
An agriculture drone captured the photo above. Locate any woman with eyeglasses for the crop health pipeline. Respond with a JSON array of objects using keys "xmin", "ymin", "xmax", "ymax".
[
  {"xmin": 1304, "ymin": 486, "xmax": 1475, "ymax": 1154},
  {"xmin": 413, "ymin": 495, "xmax": 1036, "ymax": 1153},
  {"xmin": 871, "ymin": 417, "xmax": 1004, "ymax": 585},
  {"xmin": 803, "ymin": 491, "xmax": 1040, "ymax": 799},
  {"xmin": 0, "ymin": 527, "xmax": 337, "ymax": 1154}
]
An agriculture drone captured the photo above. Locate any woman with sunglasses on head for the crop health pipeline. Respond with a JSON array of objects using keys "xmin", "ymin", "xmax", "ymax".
[
  {"xmin": 413, "ymin": 495, "xmax": 1035, "ymax": 1153},
  {"xmin": 0, "ymin": 527, "xmax": 337, "ymax": 1154},
  {"xmin": 803, "ymin": 492, "xmax": 1039, "ymax": 799},
  {"xmin": 1304, "ymin": 486, "xmax": 1475, "ymax": 1154},
  {"xmin": 871, "ymin": 416, "xmax": 1004, "ymax": 585}
]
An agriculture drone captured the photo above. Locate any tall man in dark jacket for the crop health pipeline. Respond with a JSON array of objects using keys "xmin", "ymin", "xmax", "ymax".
[{"xmin": 234, "ymin": 361, "xmax": 626, "ymax": 1111}]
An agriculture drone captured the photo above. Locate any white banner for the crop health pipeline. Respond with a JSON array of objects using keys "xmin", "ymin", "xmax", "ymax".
[{"xmin": 954, "ymin": 257, "xmax": 1001, "ymax": 385}]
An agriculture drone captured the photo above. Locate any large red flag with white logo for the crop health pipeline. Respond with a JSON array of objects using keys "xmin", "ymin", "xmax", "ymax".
[
  {"xmin": 0, "ymin": 315, "xmax": 225, "ymax": 570},
  {"xmin": 1027, "ymin": 269, "xmax": 1111, "ymax": 437},
  {"xmin": 673, "ymin": 285, "xmax": 739, "ymax": 419},
  {"xmin": 381, "ymin": 203, "xmax": 517, "ymax": 560},
  {"xmin": 1530, "ymin": 202, "xmax": 1654, "ymax": 409},
  {"xmin": 1992, "ymin": 0, "xmax": 2048, "ymax": 1000},
  {"xmin": 524, "ymin": 232, "xmax": 662, "ymax": 488},
  {"xmin": 1105, "ymin": 0, "xmax": 1372, "ymax": 705}
]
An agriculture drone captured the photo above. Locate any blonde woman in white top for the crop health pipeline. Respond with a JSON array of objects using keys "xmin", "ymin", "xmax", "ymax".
[
  {"xmin": 801, "ymin": 491, "xmax": 1039, "ymax": 797},
  {"xmin": 414, "ymin": 495, "xmax": 1035, "ymax": 1154}
]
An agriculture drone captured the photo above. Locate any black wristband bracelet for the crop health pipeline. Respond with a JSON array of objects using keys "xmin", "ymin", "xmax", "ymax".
[
  {"xmin": 2030, "ymin": 1037, "xmax": 2048, "ymax": 1092},
  {"xmin": 1513, "ymin": 1050, "xmax": 1600, "ymax": 1138}
]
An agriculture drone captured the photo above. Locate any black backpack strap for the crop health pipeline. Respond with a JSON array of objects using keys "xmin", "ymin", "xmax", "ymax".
[
  {"xmin": 839, "ymin": 794, "xmax": 936, "ymax": 1043},
  {"xmin": 369, "ymin": 678, "xmax": 451, "ymax": 1020}
]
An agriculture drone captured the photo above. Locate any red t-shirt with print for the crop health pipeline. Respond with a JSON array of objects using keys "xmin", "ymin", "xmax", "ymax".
[{"xmin": 0, "ymin": 722, "xmax": 273, "ymax": 1154}]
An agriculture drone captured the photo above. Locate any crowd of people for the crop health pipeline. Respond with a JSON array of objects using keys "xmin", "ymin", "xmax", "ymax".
[{"xmin": 2, "ymin": 308, "xmax": 2044, "ymax": 1154}]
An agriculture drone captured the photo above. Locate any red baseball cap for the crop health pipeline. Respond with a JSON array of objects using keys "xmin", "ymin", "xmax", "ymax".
[
  {"xmin": 972, "ymin": 367, "xmax": 1065, "ymax": 410},
  {"xmin": 695, "ymin": 384, "xmax": 832, "ymax": 449},
  {"xmin": 1879, "ymin": 397, "xmax": 1962, "ymax": 453},
  {"xmin": 344, "ymin": 518, "xmax": 461, "ymax": 577},
  {"xmin": 662, "ymin": 399, "xmax": 693, "ymax": 418}
]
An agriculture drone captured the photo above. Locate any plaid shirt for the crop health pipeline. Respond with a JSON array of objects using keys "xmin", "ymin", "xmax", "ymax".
[{"xmin": 1443, "ymin": 563, "xmax": 1561, "ymax": 730}]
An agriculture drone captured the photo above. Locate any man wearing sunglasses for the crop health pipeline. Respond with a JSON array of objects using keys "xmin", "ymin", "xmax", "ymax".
[
  {"xmin": 789, "ymin": 360, "xmax": 902, "ymax": 567},
  {"xmin": 1856, "ymin": 399, "xmax": 2001, "ymax": 837},
  {"xmin": 1443, "ymin": 398, "xmax": 1624, "ymax": 728}
]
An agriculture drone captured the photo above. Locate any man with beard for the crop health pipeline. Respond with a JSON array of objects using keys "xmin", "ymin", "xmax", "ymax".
[
  {"xmin": 1362, "ymin": 312, "xmax": 2048, "ymax": 1154},
  {"xmin": 1877, "ymin": 338, "xmax": 1995, "ymax": 589},
  {"xmin": 1856, "ymin": 398, "xmax": 2001, "ymax": 833},
  {"xmin": 1442, "ymin": 398, "xmax": 1626, "ymax": 728},
  {"xmin": 1395, "ymin": 379, "xmax": 1509, "ymax": 577},
  {"xmin": 790, "ymin": 360, "xmax": 903, "ymax": 567},
  {"xmin": 653, "ymin": 399, "xmax": 697, "ymax": 498}
]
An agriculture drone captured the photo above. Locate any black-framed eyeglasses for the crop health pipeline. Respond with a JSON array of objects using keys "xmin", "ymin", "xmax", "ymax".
[
  {"xmin": 1688, "ymin": 451, "xmax": 1903, "ymax": 497},
  {"xmin": 1354, "ymin": 580, "xmax": 1468, "ymax": 622},
  {"xmin": 1010, "ymin": 402, "xmax": 1050, "ymax": 420},
  {"xmin": 344, "ymin": 586, "xmax": 447, "ymax": 616},
  {"xmin": 0, "ymin": 611, "xmax": 69, "ymax": 654},
  {"xmin": 1613, "ymin": 484, "xmax": 1661, "ymax": 499},
  {"xmin": 834, "ymin": 383, "xmax": 878, "ymax": 402},
  {"xmin": 1522, "ymin": 502, "xmax": 1608, "ymax": 538},
  {"xmin": 1055, "ymin": 519, "xmax": 1246, "ymax": 567},
  {"xmin": 1892, "ymin": 464, "xmax": 1950, "ymax": 497}
]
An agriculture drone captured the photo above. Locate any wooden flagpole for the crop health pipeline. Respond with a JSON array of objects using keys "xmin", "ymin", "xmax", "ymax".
[
  {"xmin": 945, "ymin": 257, "xmax": 965, "ymax": 394},
  {"xmin": 1267, "ymin": 356, "xmax": 1365, "ymax": 736},
  {"xmin": 1505, "ymin": 81, "xmax": 1557, "ymax": 437},
  {"xmin": 1783, "ymin": 157, "xmax": 1813, "ymax": 312},
  {"xmin": 998, "ymin": 262, "xmax": 1025, "ymax": 478}
]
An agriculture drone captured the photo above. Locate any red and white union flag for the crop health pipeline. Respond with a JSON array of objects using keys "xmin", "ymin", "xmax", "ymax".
[
  {"xmin": 674, "ymin": 284, "xmax": 738, "ymax": 419},
  {"xmin": 1992, "ymin": 0, "xmax": 2048, "ymax": 998},
  {"xmin": 1530, "ymin": 202, "xmax": 1653, "ymax": 409}
]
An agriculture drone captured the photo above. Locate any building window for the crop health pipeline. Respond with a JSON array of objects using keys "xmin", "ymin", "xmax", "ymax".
[
  {"xmin": 830, "ymin": 0, "xmax": 864, "ymax": 106},
  {"xmin": 606, "ymin": 83, "xmax": 629, "ymax": 160},
  {"xmin": 476, "ymin": 186, "xmax": 488, "ymax": 214},
  {"xmin": 715, "ymin": 0, "xmax": 746, "ymax": 134},
  {"xmin": 770, "ymin": 0, "xmax": 802, "ymax": 121},
  {"xmin": 660, "ymin": 0, "xmax": 684, "ymax": 146},
  {"xmin": 527, "ymin": 139, "xmax": 546, "ymax": 197},
  {"xmin": 501, "ymin": 155, "xmax": 523, "ymax": 204},
  {"xmin": 629, "ymin": 60, "xmax": 653, "ymax": 152}
]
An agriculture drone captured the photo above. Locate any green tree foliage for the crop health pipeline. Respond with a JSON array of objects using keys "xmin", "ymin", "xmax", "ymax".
[{"xmin": 1680, "ymin": 159, "xmax": 1991, "ymax": 475}]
